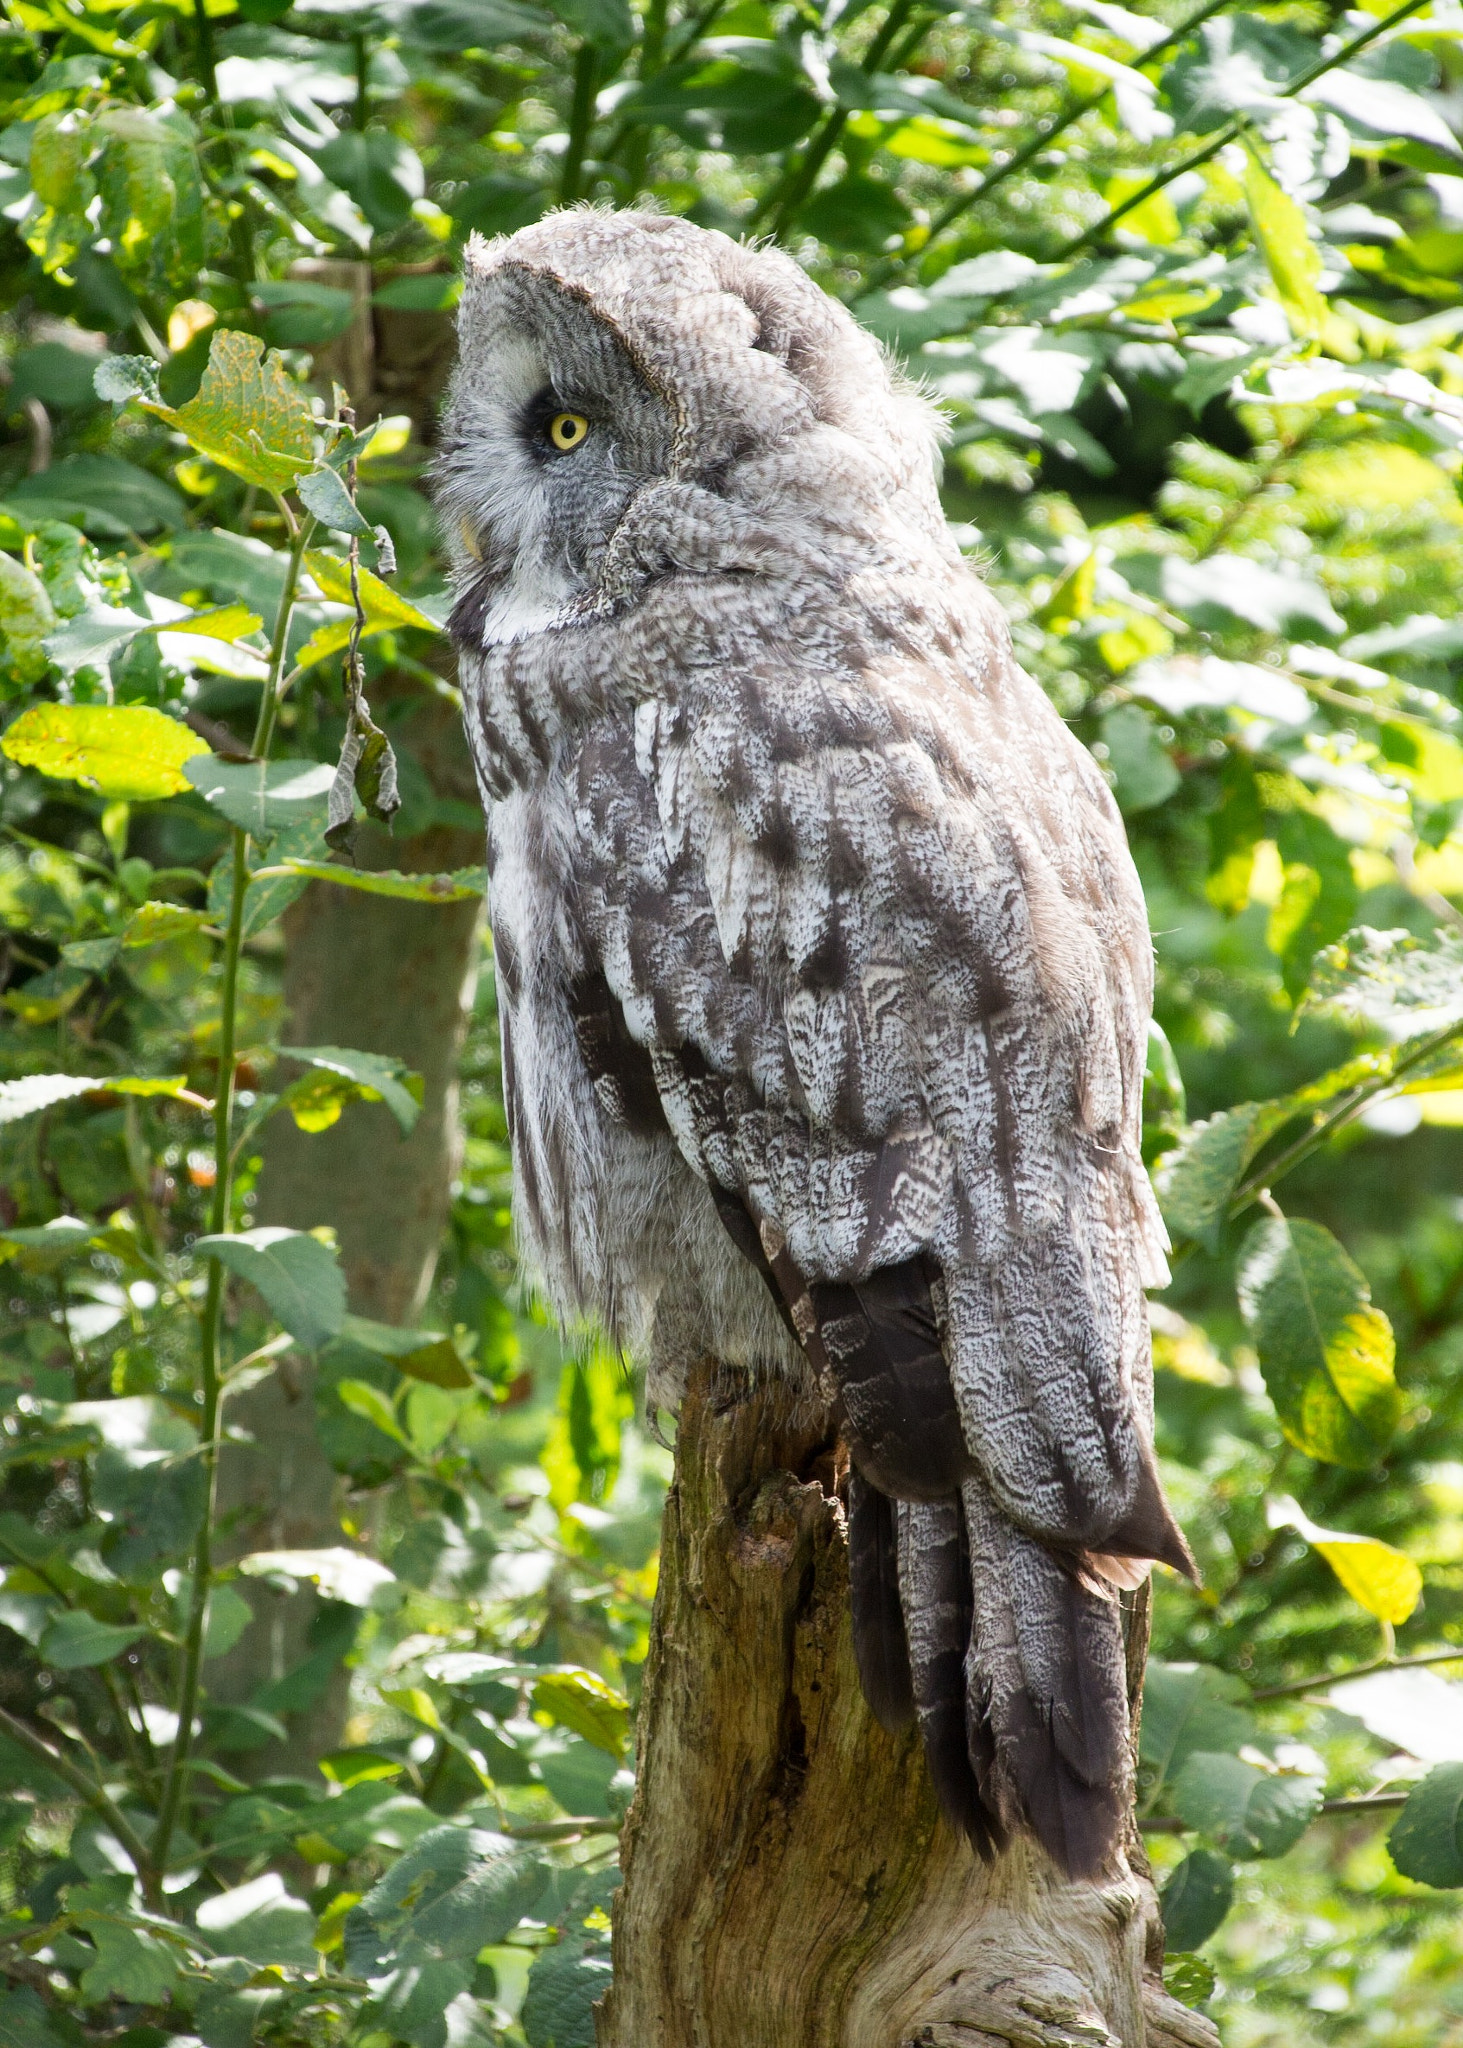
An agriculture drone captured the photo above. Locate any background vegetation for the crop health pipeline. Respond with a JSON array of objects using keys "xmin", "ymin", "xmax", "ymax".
[{"xmin": 3, "ymin": 0, "xmax": 1463, "ymax": 2037}]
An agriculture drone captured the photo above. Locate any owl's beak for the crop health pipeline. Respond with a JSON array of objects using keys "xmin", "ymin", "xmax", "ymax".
[{"xmin": 459, "ymin": 519, "xmax": 482, "ymax": 562}]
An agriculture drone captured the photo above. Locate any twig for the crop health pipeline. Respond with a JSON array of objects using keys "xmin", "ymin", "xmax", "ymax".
[
  {"xmin": 1254, "ymin": 1644, "xmax": 1463, "ymax": 1701},
  {"xmin": 1055, "ymin": 0, "xmax": 1431, "ymax": 259},
  {"xmin": 0, "ymin": 1706, "xmax": 155, "ymax": 1892}
]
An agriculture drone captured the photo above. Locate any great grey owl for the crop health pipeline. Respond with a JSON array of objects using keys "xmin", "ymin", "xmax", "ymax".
[{"xmin": 436, "ymin": 208, "xmax": 1194, "ymax": 1881}]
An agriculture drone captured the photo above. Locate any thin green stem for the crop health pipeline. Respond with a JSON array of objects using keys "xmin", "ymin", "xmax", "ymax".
[
  {"xmin": 1054, "ymin": 0, "xmax": 1430, "ymax": 260},
  {"xmin": 560, "ymin": 43, "xmax": 602, "ymax": 205},
  {"xmin": 353, "ymin": 32, "xmax": 370, "ymax": 130},
  {"xmin": 252, "ymin": 513, "xmax": 312, "ymax": 762},
  {"xmin": 190, "ymin": 0, "xmax": 218, "ymax": 105},
  {"xmin": 0, "ymin": 1706, "xmax": 156, "ymax": 1896},
  {"xmin": 154, "ymin": 500, "xmax": 307, "ymax": 1875},
  {"xmin": 757, "ymin": 0, "xmax": 923, "ymax": 235},
  {"xmin": 1230, "ymin": 1017, "xmax": 1463, "ymax": 1217},
  {"xmin": 152, "ymin": 826, "xmax": 247, "ymax": 1876},
  {"xmin": 1255, "ymin": 1643, "xmax": 1463, "ymax": 1702}
]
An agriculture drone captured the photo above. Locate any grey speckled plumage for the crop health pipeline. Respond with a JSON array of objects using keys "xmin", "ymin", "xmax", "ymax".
[{"xmin": 436, "ymin": 207, "xmax": 1194, "ymax": 1880}]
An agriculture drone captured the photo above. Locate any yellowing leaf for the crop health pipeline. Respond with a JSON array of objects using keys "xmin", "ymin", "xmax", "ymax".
[
  {"xmin": 296, "ymin": 551, "xmax": 442, "ymax": 670},
  {"xmin": 120, "ymin": 330, "xmax": 315, "ymax": 493},
  {"xmin": 1104, "ymin": 169, "xmax": 1180, "ymax": 245},
  {"xmin": 1, "ymin": 703, "xmax": 209, "ymax": 799},
  {"xmin": 1243, "ymin": 152, "xmax": 1325, "ymax": 344},
  {"xmin": 381, "ymin": 1684, "xmax": 444, "ymax": 1732},
  {"xmin": 163, "ymin": 602, "xmax": 264, "ymax": 644},
  {"xmin": 1268, "ymin": 1496, "xmax": 1423, "ymax": 1623}
]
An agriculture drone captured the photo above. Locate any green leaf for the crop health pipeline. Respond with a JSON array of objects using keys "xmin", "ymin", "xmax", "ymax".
[
  {"xmin": 252, "ymin": 279, "xmax": 358, "ymax": 349},
  {"xmin": 393, "ymin": 0, "xmax": 553, "ymax": 48},
  {"xmin": 95, "ymin": 353, "xmax": 160, "ymax": 405},
  {"xmin": 6, "ymin": 454, "xmax": 186, "ymax": 539},
  {"xmin": 1171, "ymin": 1752, "xmax": 1323, "ymax": 1858},
  {"xmin": 1267, "ymin": 1496, "xmax": 1423, "ymax": 1623},
  {"xmin": 1154, "ymin": 1104, "xmax": 1270, "ymax": 1254},
  {"xmin": 531, "ymin": 1668, "xmax": 629, "ymax": 1759},
  {"xmin": 77, "ymin": 1919, "xmax": 179, "ymax": 2005},
  {"xmin": 195, "ymin": 1872, "xmax": 316, "ymax": 1965},
  {"xmin": 337, "ymin": 1377, "xmax": 412, "ymax": 1447},
  {"xmin": 362, "ymin": 1961, "xmax": 472, "ymax": 2048},
  {"xmin": 1162, "ymin": 1954, "xmax": 1217, "ymax": 2009},
  {"xmin": 194, "ymin": 1226, "xmax": 346, "ymax": 1349},
  {"xmin": 1161, "ymin": 1850, "xmax": 1234, "ymax": 1952},
  {"xmin": 203, "ymin": 1583, "xmax": 254, "ymax": 1660},
  {"xmin": 124, "ymin": 329, "xmax": 315, "ymax": 493},
  {"xmin": 522, "ymin": 1929, "xmax": 613, "ymax": 2047},
  {"xmin": 316, "ymin": 131, "xmax": 425, "ymax": 235},
  {"xmin": 38, "ymin": 1609, "xmax": 147, "ymax": 1667},
  {"xmin": 297, "ymin": 549, "xmax": 442, "ymax": 670},
  {"xmin": 340, "ymin": 1315, "xmax": 472, "ymax": 1388},
  {"xmin": 182, "ymin": 754, "xmax": 335, "ymax": 835},
  {"xmin": 549, "ymin": 0, "xmax": 634, "ymax": 49},
  {"xmin": 0, "ymin": 551, "xmax": 57, "ymax": 688},
  {"xmin": 1243, "ymin": 149, "xmax": 1326, "ymax": 343},
  {"xmin": 124, "ymin": 900, "xmax": 209, "ymax": 948},
  {"xmin": 0, "ymin": 1986, "xmax": 72, "ymax": 2047},
  {"xmin": 1099, "ymin": 702, "xmax": 1181, "ymax": 814},
  {"xmin": 298, "ymin": 464, "xmax": 371, "ymax": 537},
  {"xmin": 279, "ymin": 1045, "xmax": 422, "ymax": 1134},
  {"xmin": 1, "ymin": 703, "xmax": 209, "ymax": 799},
  {"xmin": 1388, "ymin": 1763, "xmax": 1463, "ymax": 1887},
  {"xmin": 345, "ymin": 1825, "xmax": 548, "ymax": 1971},
  {"xmin": 1236, "ymin": 1216, "xmax": 1402, "ymax": 1467},
  {"xmin": 236, "ymin": 1545, "xmax": 395, "ymax": 1606},
  {"xmin": 0, "ymin": 1073, "xmax": 199, "ymax": 1124},
  {"xmin": 1140, "ymin": 1662, "xmax": 1255, "ymax": 1799}
]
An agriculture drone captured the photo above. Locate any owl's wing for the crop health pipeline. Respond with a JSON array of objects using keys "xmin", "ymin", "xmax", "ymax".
[
  {"xmin": 578, "ymin": 618, "xmax": 1181, "ymax": 1551},
  {"xmin": 573, "ymin": 611, "xmax": 1188, "ymax": 1874}
]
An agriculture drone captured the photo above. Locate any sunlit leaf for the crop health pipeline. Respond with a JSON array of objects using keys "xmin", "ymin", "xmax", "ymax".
[
  {"xmin": 278, "ymin": 1045, "xmax": 422, "ymax": 1134},
  {"xmin": 193, "ymin": 1225, "xmax": 346, "ymax": 1349},
  {"xmin": 236, "ymin": 1546, "xmax": 395, "ymax": 1606},
  {"xmin": 1267, "ymin": 1496, "xmax": 1422, "ymax": 1623},
  {"xmin": 1, "ymin": 703, "xmax": 208, "ymax": 799},
  {"xmin": 1237, "ymin": 1217, "xmax": 1402, "ymax": 1466},
  {"xmin": 114, "ymin": 329, "xmax": 315, "ymax": 493},
  {"xmin": 531, "ymin": 1668, "xmax": 629, "ymax": 1759},
  {"xmin": 1243, "ymin": 150, "xmax": 1325, "ymax": 343}
]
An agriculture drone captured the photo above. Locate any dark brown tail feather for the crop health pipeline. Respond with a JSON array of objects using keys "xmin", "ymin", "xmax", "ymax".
[
  {"xmin": 848, "ymin": 1469, "xmax": 915, "ymax": 1731},
  {"xmin": 895, "ymin": 1497, "xmax": 1005, "ymax": 1860},
  {"xmin": 962, "ymin": 1478, "xmax": 1129, "ymax": 1881}
]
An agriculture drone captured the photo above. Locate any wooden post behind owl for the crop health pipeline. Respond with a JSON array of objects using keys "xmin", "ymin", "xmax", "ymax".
[{"xmin": 437, "ymin": 209, "xmax": 1210, "ymax": 2042}]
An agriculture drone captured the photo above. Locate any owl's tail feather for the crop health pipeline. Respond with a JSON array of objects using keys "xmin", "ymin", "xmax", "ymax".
[
  {"xmin": 848, "ymin": 1468, "xmax": 914, "ymax": 1731},
  {"xmin": 895, "ymin": 1498, "xmax": 1005, "ymax": 1861},
  {"xmin": 962, "ymin": 1476, "xmax": 1131, "ymax": 1882}
]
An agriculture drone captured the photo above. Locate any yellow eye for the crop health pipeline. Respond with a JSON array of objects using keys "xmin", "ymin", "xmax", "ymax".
[{"xmin": 549, "ymin": 411, "xmax": 589, "ymax": 452}]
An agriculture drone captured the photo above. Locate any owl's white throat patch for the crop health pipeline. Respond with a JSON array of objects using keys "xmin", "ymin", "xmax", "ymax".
[{"xmin": 477, "ymin": 555, "xmax": 580, "ymax": 647}]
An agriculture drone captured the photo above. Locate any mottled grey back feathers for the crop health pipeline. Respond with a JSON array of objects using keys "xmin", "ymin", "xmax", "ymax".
[{"xmin": 439, "ymin": 208, "xmax": 1192, "ymax": 1882}]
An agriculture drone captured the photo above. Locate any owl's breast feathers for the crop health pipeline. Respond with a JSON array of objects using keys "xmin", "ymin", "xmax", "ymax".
[{"xmin": 469, "ymin": 532, "xmax": 1193, "ymax": 1880}]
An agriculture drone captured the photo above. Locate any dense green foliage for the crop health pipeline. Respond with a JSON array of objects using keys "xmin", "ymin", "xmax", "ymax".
[{"xmin": 3, "ymin": 0, "xmax": 1463, "ymax": 2036}]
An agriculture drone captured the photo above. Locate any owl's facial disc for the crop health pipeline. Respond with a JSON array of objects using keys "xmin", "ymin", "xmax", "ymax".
[{"xmin": 437, "ymin": 269, "xmax": 674, "ymax": 651}]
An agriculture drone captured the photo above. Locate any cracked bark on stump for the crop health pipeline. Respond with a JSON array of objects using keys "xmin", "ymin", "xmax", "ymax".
[{"xmin": 599, "ymin": 1362, "xmax": 1219, "ymax": 2048}]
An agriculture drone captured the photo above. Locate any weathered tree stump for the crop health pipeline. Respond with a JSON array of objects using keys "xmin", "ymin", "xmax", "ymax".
[{"xmin": 599, "ymin": 1363, "xmax": 1219, "ymax": 2048}]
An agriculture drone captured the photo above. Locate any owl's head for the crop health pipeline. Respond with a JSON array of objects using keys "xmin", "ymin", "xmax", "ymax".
[{"xmin": 434, "ymin": 208, "xmax": 946, "ymax": 651}]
